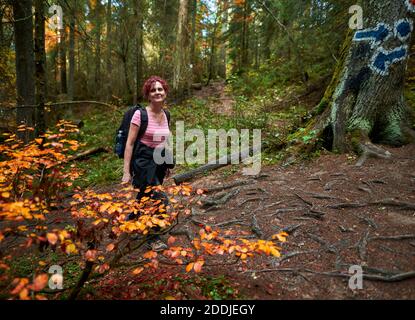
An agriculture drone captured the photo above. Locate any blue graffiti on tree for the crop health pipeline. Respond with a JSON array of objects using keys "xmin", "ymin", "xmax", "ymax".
[
  {"xmin": 353, "ymin": 23, "xmax": 391, "ymax": 48},
  {"xmin": 353, "ymin": 9, "xmax": 414, "ymax": 76},
  {"xmin": 370, "ymin": 45, "xmax": 408, "ymax": 75},
  {"xmin": 394, "ymin": 19, "xmax": 413, "ymax": 42}
]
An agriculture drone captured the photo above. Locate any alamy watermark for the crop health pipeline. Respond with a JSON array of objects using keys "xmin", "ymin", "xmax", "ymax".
[
  {"xmin": 348, "ymin": 265, "xmax": 363, "ymax": 290},
  {"xmin": 48, "ymin": 4, "xmax": 63, "ymax": 31},
  {"xmin": 349, "ymin": 5, "xmax": 363, "ymax": 30},
  {"xmin": 48, "ymin": 265, "xmax": 63, "ymax": 290}
]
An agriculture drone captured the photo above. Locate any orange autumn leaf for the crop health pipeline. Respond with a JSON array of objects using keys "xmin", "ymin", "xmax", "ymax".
[
  {"xmin": 106, "ymin": 243, "xmax": 115, "ymax": 252},
  {"xmin": 19, "ymin": 288, "xmax": 30, "ymax": 300},
  {"xmin": 30, "ymin": 274, "xmax": 48, "ymax": 291},
  {"xmin": 143, "ymin": 250, "xmax": 157, "ymax": 259},
  {"xmin": 272, "ymin": 232, "xmax": 288, "ymax": 243},
  {"xmin": 193, "ymin": 260, "xmax": 204, "ymax": 273},
  {"xmin": 46, "ymin": 233, "xmax": 58, "ymax": 245},
  {"xmin": 186, "ymin": 262, "xmax": 194, "ymax": 272},
  {"xmin": 132, "ymin": 267, "xmax": 144, "ymax": 275},
  {"xmin": 85, "ymin": 250, "xmax": 97, "ymax": 261},
  {"xmin": 167, "ymin": 236, "xmax": 176, "ymax": 246},
  {"xmin": 11, "ymin": 278, "xmax": 29, "ymax": 295}
]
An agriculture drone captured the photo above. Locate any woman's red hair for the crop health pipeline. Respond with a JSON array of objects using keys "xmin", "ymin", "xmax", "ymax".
[{"xmin": 142, "ymin": 76, "xmax": 169, "ymax": 100}]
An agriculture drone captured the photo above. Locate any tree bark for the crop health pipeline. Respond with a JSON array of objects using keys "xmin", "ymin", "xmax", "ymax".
[
  {"xmin": 309, "ymin": 0, "xmax": 415, "ymax": 155},
  {"xmin": 134, "ymin": 0, "xmax": 144, "ymax": 102},
  {"xmin": 34, "ymin": 0, "xmax": 47, "ymax": 136},
  {"xmin": 218, "ymin": 0, "xmax": 229, "ymax": 79},
  {"xmin": 105, "ymin": 0, "xmax": 112, "ymax": 101},
  {"xmin": 13, "ymin": 0, "xmax": 36, "ymax": 142},
  {"xmin": 58, "ymin": 27, "xmax": 67, "ymax": 94},
  {"xmin": 173, "ymin": 0, "xmax": 190, "ymax": 98},
  {"xmin": 68, "ymin": 1, "xmax": 76, "ymax": 101},
  {"xmin": 94, "ymin": 2, "xmax": 102, "ymax": 98},
  {"xmin": 206, "ymin": 9, "xmax": 219, "ymax": 85}
]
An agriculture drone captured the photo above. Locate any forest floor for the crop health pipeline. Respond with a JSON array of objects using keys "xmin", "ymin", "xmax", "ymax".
[{"xmin": 85, "ymin": 81, "xmax": 415, "ymax": 300}]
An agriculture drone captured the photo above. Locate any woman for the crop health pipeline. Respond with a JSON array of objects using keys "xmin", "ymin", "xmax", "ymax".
[{"xmin": 122, "ymin": 76, "xmax": 172, "ymax": 251}]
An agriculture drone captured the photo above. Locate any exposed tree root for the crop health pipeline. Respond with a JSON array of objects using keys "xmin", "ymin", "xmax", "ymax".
[
  {"xmin": 201, "ymin": 180, "xmax": 250, "ymax": 193},
  {"xmin": 355, "ymin": 142, "xmax": 392, "ymax": 167},
  {"xmin": 328, "ymin": 199, "xmax": 415, "ymax": 210},
  {"xmin": 200, "ymin": 189, "xmax": 240, "ymax": 209},
  {"xmin": 243, "ymin": 268, "xmax": 415, "ymax": 282},
  {"xmin": 250, "ymin": 215, "xmax": 263, "ymax": 238}
]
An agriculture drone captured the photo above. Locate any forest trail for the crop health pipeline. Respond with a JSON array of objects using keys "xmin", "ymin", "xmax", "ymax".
[
  {"xmin": 192, "ymin": 80, "xmax": 235, "ymax": 115},
  {"xmin": 89, "ymin": 83, "xmax": 415, "ymax": 300}
]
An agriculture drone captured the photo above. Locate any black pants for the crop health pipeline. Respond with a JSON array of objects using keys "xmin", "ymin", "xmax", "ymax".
[{"xmin": 131, "ymin": 142, "xmax": 170, "ymax": 210}]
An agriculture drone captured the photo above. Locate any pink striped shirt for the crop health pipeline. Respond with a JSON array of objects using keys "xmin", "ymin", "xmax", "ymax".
[{"xmin": 131, "ymin": 109, "xmax": 170, "ymax": 148}]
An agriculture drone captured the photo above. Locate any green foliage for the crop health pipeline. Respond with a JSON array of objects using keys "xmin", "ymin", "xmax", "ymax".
[{"xmin": 71, "ymin": 107, "xmax": 126, "ymax": 188}]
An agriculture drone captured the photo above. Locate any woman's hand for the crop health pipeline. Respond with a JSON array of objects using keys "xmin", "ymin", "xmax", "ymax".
[{"xmin": 121, "ymin": 172, "xmax": 131, "ymax": 184}]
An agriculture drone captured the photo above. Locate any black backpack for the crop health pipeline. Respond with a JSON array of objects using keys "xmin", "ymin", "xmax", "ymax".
[{"xmin": 114, "ymin": 105, "xmax": 171, "ymax": 159}]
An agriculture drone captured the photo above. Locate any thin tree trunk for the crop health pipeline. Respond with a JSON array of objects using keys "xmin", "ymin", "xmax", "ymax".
[
  {"xmin": 68, "ymin": 1, "xmax": 76, "ymax": 101},
  {"xmin": 207, "ymin": 11, "xmax": 219, "ymax": 85},
  {"xmin": 190, "ymin": 0, "xmax": 197, "ymax": 78},
  {"xmin": 13, "ymin": 0, "xmax": 36, "ymax": 142},
  {"xmin": 58, "ymin": 27, "xmax": 67, "ymax": 94},
  {"xmin": 240, "ymin": 0, "xmax": 249, "ymax": 69},
  {"xmin": 105, "ymin": 0, "xmax": 112, "ymax": 101},
  {"xmin": 173, "ymin": 0, "xmax": 190, "ymax": 98},
  {"xmin": 219, "ymin": 0, "xmax": 228, "ymax": 79},
  {"xmin": 34, "ymin": 0, "xmax": 47, "ymax": 136},
  {"xmin": 134, "ymin": 0, "xmax": 144, "ymax": 102},
  {"xmin": 94, "ymin": 3, "xmax": 102, "ymax": 98}
]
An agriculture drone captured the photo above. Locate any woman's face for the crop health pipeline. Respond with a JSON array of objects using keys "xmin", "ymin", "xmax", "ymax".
[{"xmin": 149, "ymin": 81, "xmax": 166, "ymax": 103}]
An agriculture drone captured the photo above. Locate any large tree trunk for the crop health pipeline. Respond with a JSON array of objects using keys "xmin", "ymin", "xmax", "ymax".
[
  {"xmin": 13, "ymin": 0, "xmax": 36, "ymax": 142},
  {"xmin": 311, "ymin": 0, "xmax": 415, "ymax": 156},
  {"xmin": 34, "ymin": 0, "xmax": 47, "ymax": 135}
]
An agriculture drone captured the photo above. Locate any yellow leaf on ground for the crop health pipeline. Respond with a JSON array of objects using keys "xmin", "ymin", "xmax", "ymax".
[{"xmin": 1, "ymin": 192, "xmax": 10, "ymax": 198}]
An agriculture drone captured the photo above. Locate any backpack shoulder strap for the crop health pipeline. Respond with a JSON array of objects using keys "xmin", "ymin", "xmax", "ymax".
[
  {"xmin": 137, "ymin": 107, "xmax": 148, "ymax": 139},
  {"xmin": 163, "ymin": 109, "xmax": 171, "ymax": 126}
]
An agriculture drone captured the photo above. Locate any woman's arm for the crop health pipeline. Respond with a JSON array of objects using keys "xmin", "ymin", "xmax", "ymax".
[{"xmin": 122, "ymin": 123, "xmax": 139, "ymax": 183}]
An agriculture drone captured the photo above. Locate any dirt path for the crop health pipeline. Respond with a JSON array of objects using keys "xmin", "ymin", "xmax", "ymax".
[{"xmin": 192, "ymin": 80, "xmax": 235, "ymax": 115}]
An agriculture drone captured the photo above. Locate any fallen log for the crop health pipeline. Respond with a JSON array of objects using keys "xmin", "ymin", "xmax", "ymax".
[
  {"xmin": 172, "ymin": 144, "xmax": 262, "ymax": 184},
  {"xmin": 67, "ymin": 147, "xmax": 109, "ymax": 162}
]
